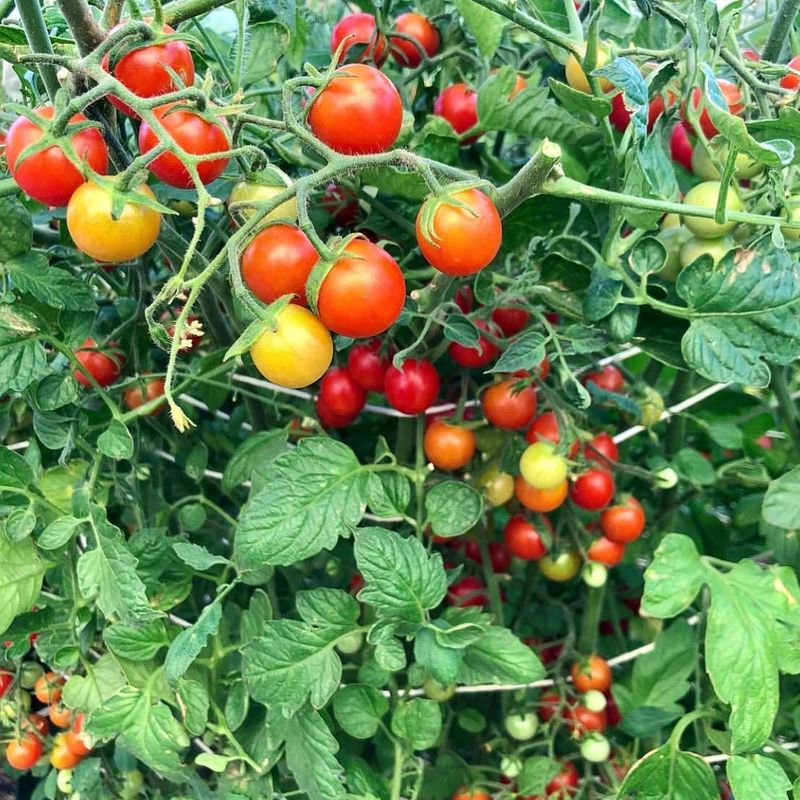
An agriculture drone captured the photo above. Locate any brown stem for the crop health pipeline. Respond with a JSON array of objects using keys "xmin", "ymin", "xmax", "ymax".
[{"xmin": 57, "ymin": 0, "xmax": 105, "ymax": 56}]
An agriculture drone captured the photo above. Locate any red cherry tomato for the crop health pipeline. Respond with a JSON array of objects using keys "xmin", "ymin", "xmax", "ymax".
[
  {"xmin": 454, "ymin": 285, "xmax": 474, "ymax": 313},
  {"xmin": 543, "ymin": 762, "xmax": 579, "ymax": 796},
  {"xmin": 6, "ymin": 107, "xmax": 108, "ymax": 206},
  {"xmin": 384, "ymin": 359, "xmax": 440, "ymax": 415},
  {"xmin": 570, "ymin": 469, "xmax": 615, "ymax": 511},
  {"xmin": 390, "ymin": 12, "xmax": 440, "ymax": 67},
  {"xmin": 321, "ymin": 183, "xmax": 360, "ymax": 226},
  {"xmin": 781, "ymin": 55, "xmax": 800, "ymax": 90},
  {"xmin": 670, "ymin": 123, "xmax": 693, "ymax": 172},
  {"xmin": 587, "ymin": 536, "xmax": 625, "ymax": 567},
  {"xmin": 452, "ymin": 789, "xmax": 491, "ymax": 800},
  {"xmin": 447, "ymin": 576, "xmax": 488, "ymax": 607},
  {"xmin": 330, "ymin": 12, "xmax": 387, "ymax": 65},
  {"xmin": 417, "ymin": 189, "xmax": 502, "ymax": 276},
  {"xmin": 318, "ymin": 367, "xmax": 366, "ymax": 420},
  {"xmin": 572, "ymin": 654, "xmax": 612, "ymax": 693},
  {"xmin": 0, "ymin": 671, "xmax": 12, "ymax": 697},
  {"xmin": 102, "ymin": 22, "xmax": 195, "ymax": 117},
  {"xmin": 682, "ymin": 80, "xmax": 743, "ymax": 139},
  {"xmin": 241, "ymin": 224, "xmax": 318, "ymax": 305},
  {"xmin": 538, "ymin": 691, "xmax": 562, "ymax": 722},
  {"xmin": 600, "ymin": 497, "xmax": 645, "ymax": 544},
  {"xmin": 503, "ymin": 514, "xmax": 549, "ymax": 561},
  {"xmin": 49, "ymin": 701, "xmax": 72, "ymax": 729},
  {"xmin": 525, "ymin": 411, "xmax": 579, "ymax": 457},
  {"xmin": 348, "ymin": 339, "xmax": 391, "ymax": 392},
  {"xmin": 316, "ymin": 396, "xmax": 356, "ymax": 429},
  {"xmin": 515, "ymin": 476, "xmax": 568, "ymax": 513},
  {"xmin": 74, "ymin": 338, "xmax": 124, "ymax": 388},
  {"xmin": 424, "ymin": 419, "xmax": 476, "ymax": 470},
  {"xmin": 583, "ymin": 364, "xmax": 624, "ymax": 393},
  {"xmin": 317, "ymin": 237, "xmax": 405, "ymax": 338},
  {"xmin": 123, "ymin": 377, "xmax": 166, "ymax": 414},
  {"xmin": 138, "ymin": 104, "xmax": 230, "ymax": 188},
  {"xmin": 584, "ymin": 433, "xmax": 619, "ymax": 464},
  {"xmin": 491, "ymin": 306, "xmax": 529, "ymax": 336},
  {"xmin": 609, "ymin": 90, "xmax": 674, "ymax": 134},
  {"xmin": 566, "ymin": 703, "xmax": 608, "ymax": 734},
  {"xmin": 64, "ymin": 713, "xmax": 91, "ymax": 757},
  {"xmin": 308, "ymin": 64, "xmax": 402, "ymax": 155},
  {"xmin": 434, "ymin": 84, "xmax": 479, "ymax": 143},
  {"xmin": 5, "ymin": 733, "xmax": 42, "ymax": 770},
  {"xmin": 482, "ymin": 379, "xmax": 537, "ymax": 429},
  {"xmin": 463, "ymin": 540, "xmax": 511, "ymax": 573},
  {"xmin": 449, "ymin": 320, "xmax": 500, "ymax": 368}
]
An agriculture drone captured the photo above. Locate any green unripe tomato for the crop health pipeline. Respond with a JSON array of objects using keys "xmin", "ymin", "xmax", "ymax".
[
  {"xmin": 583, "ymin": 689, "xmax": 608, "ymax": 712},
  {"xmin": 661, "ymin": 212, "xmax": 681, "ymax": 229},
  {"xmin": 57, "ymin": 768, "xmax": 74, "ymax": 794},
  {"xmin": 679, "ymin": 235, "xmax": 734, "ymax": 269},
  {"xmin": 581, "ymin": 733, "xmax": 611, "ymax": 762},
  {"xmin": 781, "ymin": 195, "xmax": 800, "ymax": 241},
  {"xmin": 228, "ymin": 165, "xmax": 298, "ymax": 224},
  {"xmin": 519, "ymin": 442, "xmax": 568, "ymax": 490},
  {"xmin": 582, "ymin": 562, "xmax": 608, "ymax": 588},
  {"xmin": 639, "ymin": 387, "xmax": 665, "ymax": 427},
  {"xmin": 654, "ymin": 466, "xmax": 679, "ymax": 489},
  {"xmin": 19, "ymin": 661, "xmax": 44, "ymax": 690},
  {"xmin": 500, "ymin": 755, "xmax": 523, "ymax": 777},
  {"xmin": 539, "ymin": 549, "xmax": 581, "ymax": 582},
  {"xmin": 656, "ymin": 226, "xmax": 692, "ymax": 280},
  {"xmin": 120, "ymin": 769, "xmax": 144, "ymax": 800},
  {"xmin": 682, "ymin": 181, "xmax": 742, "ymax": 239},
  {"xmin": 423, "ymin": 677, "xmax": 456, "ymax": 702},
  {"xmin": 504, "ymin": 711, "xmax": 539, "ymax": 741},
  {"xmin": 477, "ymin": 464, "xmax": 514, "ymax": 507},
  {"xmin": 691, "ymin": 143, "xmax": 763, "ymax": 181},
  {"xmin": 335, "ymin": 631, "xmax": 364, "ymax": 655}
]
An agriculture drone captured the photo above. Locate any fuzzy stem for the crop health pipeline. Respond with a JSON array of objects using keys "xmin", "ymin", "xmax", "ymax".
[{"xmin": 15, "ymin": 0, "xmax": 61, "ymax": 100}]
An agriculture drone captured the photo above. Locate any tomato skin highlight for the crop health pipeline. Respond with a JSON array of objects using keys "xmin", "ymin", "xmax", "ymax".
[
  {"xmin": 390, "ymin": 13, "xmax": 440, "ymax": 67},
  {"xmin": 483, "ymin": 379, "xmax": 537, "ymax": 429},
  {"xmin": 424, "ymin": 419, "xmax": 476, "ymax": 470},
  {"xmin": 384, "ymin": 359, "xmax": 440, "ymax": 415},
  {"xmin": 318, "ymin": 367, "xmax": 366, "ymax": 420},
  {"xmin": 572, "ymin": 654, "xmax": 612, "ymax": 693},
  {"xmin": 570, "ymin": 469, "xmax": 615, "ymax": 511},
  {"xmin": 515, "ymin": 476, "xmax": 568, "ymax": 513},
  {"xmin": 138, "ymin": 104, "xmax": 230, "ymax": 188},
  {"xmin": 417, "ymin": 189, "xmax": 502, "ymax": 276},
  {"xmin": 6, "ymin": 107, "xmax": 108, "ymax": 206},
  {"xmin": 317, "ymin": 238, "xmax": 406, "ymax": 338},
  {"xmin": 242, "ymin": 224, "xmax": 319, "ymax": 306},
  {"xmin": 5, "ymin": 733, "xmax": 42, "ymax": 770},
  {"xmin": 434, "ymin": 84, "xmax": 479, "ymax": 142},
  {"xmin": 308, "ymin": 64, "xmax": 403, "ymax": 155},
  {"xmin": 503, "ymin": 514, "xmax": 549, "ymax": 560},
  {"xmin": 448, "ymin": 320, "xmax": 500, "ymax": 368},
  {"xmin": 250, "ymin": 305, "xmax": 333, "ymax": 389},
  {"xmin": 348, "ymin": 339, "xmax": 391, "ymax": 392},
  {"xmin": 74, "ymin": 338, "xmax": 124, "ymax": 388},
  {"xmin": 330, "ymin": 13, "xmax": 387, "ymax": 65},
  {"xmin": 587, "ymin": 536, "xmax": 625, "ymax": 566},
  {"xmin": 601, "ymin": 497, "xmax": 645, "ymax": 544}
]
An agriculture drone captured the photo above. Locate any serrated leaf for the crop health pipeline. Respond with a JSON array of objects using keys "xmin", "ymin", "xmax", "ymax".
[
  {"xmin": 458, "ymin": 627, "xmax": 544, "ymax": 685},
  {"xmin": 332, "ymin": 684, "xmax": 389, "ymax": 739},
  {"xmin": 222, "ymin": 429, "xmax": 287, "ymax": 491},
  {"xmin": 164, "ymin": 598, "xmax": 223, "ymax": 686},
  {"xmin": 104, "ymin": 620, "xmax": 170, "ymax": 662},
  {"xmin": 0, "ymin": 535, "xmax": 47, "ymax": 635},
  {"xmin": 727, "ymin": 754, "xmax": 792, "ymax": 800},
  {"xmin": 618, "ymin": 745, "xmax": 718, "ymax": 799},
  {"xmin": 97, "ymin": 419, "xmax": 134, "ymax": 460},
  {"xmin": 7, "ymin": 253, "xmax": 95, "ymax": 311},
  {"xmin": 391, "ymin": 699, "xmax": 442, "ymax": 750},
  {"xmin": 425, "ymin": 481, "xmax": 483, "ymax": 538},
  {"xmin": 172, "ymin": 541, "xmax": 230, "ymax": 571},
  {"xmin": 488, "ymin": 331, "xmax": 546, "ymax": 374}
]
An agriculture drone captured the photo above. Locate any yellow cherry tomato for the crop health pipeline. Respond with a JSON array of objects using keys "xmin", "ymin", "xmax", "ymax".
[
  {"xmin": 477, "ymin": 464, "xmax": 515, "ymax": 507},
  {"xmin": 519, "ymin": 441, "xmax": 568, "ymax": 490},
  {"xmin": 565, "ymin": 44, "xmax": 612, "ymax": 94}
]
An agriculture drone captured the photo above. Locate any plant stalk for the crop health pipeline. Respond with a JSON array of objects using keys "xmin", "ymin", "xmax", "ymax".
[
  {"xmin": 57, "ymin": 0, "xmax": 105, "ymax": 56},
  {"xmin": 762, "ymin": 0, "xmax": 800, "ymax": 62},
  {"xmin": 163, "ymin": 0, "xmax": 232, "ymax": 25},
  {"xmin": 770, "ymin": 364, "xmax": 800, "ymax": 459},
  {"xmin": 495, "ymin": 140, "xmax": 563, "ymax": 217},
  {"xmin": 15, "ymin": 0, "xmax": 61, "ymax": 101}
]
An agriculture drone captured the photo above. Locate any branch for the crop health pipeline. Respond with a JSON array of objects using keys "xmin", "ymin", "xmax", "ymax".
[
  {"xmin": 763, "ymin": 0, "xmax": 800, "ymax": 62},
  {"xmin": 15, "ymin": 0, "xmax": 61, "ymax": 100},
  {"xmin": 163, "ymin": 0, "xmax": 233, "ymax": 25},
  {"xmin": 494, "ymin": 139, "xmax": 562, "ymax": 216},
  {"xmin": 57, "ymin": 0, "xmax": 105, "ymax": 56}
]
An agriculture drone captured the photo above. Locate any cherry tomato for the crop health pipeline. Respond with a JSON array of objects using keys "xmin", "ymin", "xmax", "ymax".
[
  {"xmin": 5, "ymin": 733, "xmax": 42, "ymax": 770},
  {"xmin": 56, "ymin": 768, "xmax": 74, "ymax": 794},
  {"xmin": 505, "ymin": 711, "xmax": 539, "ymax": 741},
  {"xmin": 572, "ymin": 654, "xmax": 612, "ymax": 693},
  {"xmin": 123, "ymin": 377, "xmax": 166, "ymax": 414},
  {"xmin": 138, "ymin": 104, "xmax": 230, "ymax": 188},
  {"xmin": 348, "ymin": 339, "xmax": 391, "ymax": 392},
  {"xmin": 390, "ymin": 13, "xmax": 440, "ymax": 67},
  {"xmin": 24, "ymin": 713, "xmax": 50, "ymax": 737},
  {"xmin": 241, "ymin": 224, "xmax": 318, "ymax": 305},
  {"xmin": 74, "ymin": 338, "xmax": 124, "ymax": 388},
  {"xmin": 330, "ymin": 12, "xmax": 387, "ymax": 65},
  {"xmin": 526, "ymin": 411, "xmax": 579, "ymax": 457},
  {"xmin": 781, "ymin": 54, "xmax": 800, "ymax": 91},
  {"xmin": 503, "ymin": 514, "xmax": 549, "ymax": 560},
  {"xmin": 308, "ymin": 64, "xmax": 402, "ymax": 155},
  {"xmin": 50, "ymin": 732, "xmax": 81, "ymax": 769},
  {"xmin": 102, "ymin": 22, "xmax": 195, "ymax": 117},
  {"xmin": 566, "ymin": 703, "xmax": 608, "ymax": 734},
  {"xmin": 384, "ymin": 358, "xmax": 440, "ymax": 414},
  {"xmin": 6, "ymin": 107, "xmax": 108, "ymax": 206},
  {"xmin": 682, "ymin": 180, "xmax": 742, "ymax": 238},
  {"xmin": 483, "ymin": 379, "xmax": 537, "ymax": 429},
  {"xmin": 452, "ymin": 788, "xmax": 491, "ymax": 800},
  {"xmin": 679, "ymin": 235, "xmax": 733, "ymax": 268},
  {"xmin": 229, "ymin": 166, "xmax": 298, "ymax": 224},
  {"xmin": 0, "ymin": 671, "xmax": 12, "ymax": 697},
  {"xmin": 581, "ymin": 733, "xmax": 611, "ymax": 763},
  {"xmin": 34, "ymin": 671, "xmax": 64, "ymax": 704},
  {"xmin": 583, "ymin": 364, "xmax": 624, "ymax": 393},
  {"xmin": 449, "ymin": 320, "xmax": 500, "ymax": 368},
  {"xmin": 691, "ymin": 142, "xmax": 763, "ymax": 181},
  {"xmin": 601, "ymin": 497, "xmax": 645, "ymax": 544},
  {"xmin": 670, "ymin": 123, "xmax": 694, "ymax": 172},
  {"xmin": 49, "ymin": 701, "xmax": 72, "ymax": 728},
  {"xmin": 539, "ymin": 549, "xmax": 581, "ymax": 582},
  {"xmin": 565, "ymin": 43, "xmax": 612, "ymax": 93},
  {"xmin": 584, "ymin": 433, "xmax": 619, "ymax": 464},
  {"xmin": 335, "ymin": 631, "xmax": 364, "ymax": 655},
  {"xmin": 570, "ymin": 469, "xmax": 615, "ymax": 511},
  {"xmin": 321, "ymin": 183, "xmax": 360, "ymax": 226},
  {"xmin": 463, "ymin": 540, "xmax": 511, "ymax": 573},
  {"xmin": 18, "ymin": 663, "xmax": 43, "ymax": 691},
  {"xmin": 608, "ymin": 90, "xmax": 674, "ymax": 134},
  {"xmin": 417, "ymin": 189, "xmax": 502, "ymax": 276},
  {"xmin": 424, "ymin": 419, "xmax": 476, "ymax": 470},
  {"xmin": 447, "ymin": 576, "xmax": 488, "ymax": 607},
  {"xmin": 582, "ymin": 562, "xmax": 608, "ymax": 588},
  {"xmin": 454, "ymin": 285, "xmax": 474, "ymax": 313},
  {"xmin": 538, "ymin": 691, "xmax": 562, "ymax": 722},
  {"xmin": 587, "ymin": 536, "xmax": 625, "ymax": 567},
  {"xmin": 520, "ymin": 441, "xmax": 569, "ymax": 490},
  {"xmin": 544, "ymin": 762, "xmax": 579, "ymax": 796},
  {"xmin": 682, "ymin": 80, "xmax": 743, "ymax": 139},
  {"xmin": 491, "ymin": 306, "xmax": 529, "ymax": 336},
  {"xmin": 67, "ymin": 179, "xmax": 161, "ymax": 263},
  {"xmin": 515, "ymin": 476, "xmax": 568, "ymax": 513},
  {"xmin": 250, "ymin": 304, "xmax": 333, "ymax": 388},
  {"xmin": 318, "ymin": 367, "xmax": 366, "ymax": 419},
  {"xmin": 434, "ymin": 84, "xmax": 479, "ymax": 143},
  {"xmin": 479, "ymin": 465, "xmax": 515, "ymax": 506},
  {"xmin": 316, "ymin": 395, "xmax": 356, "ymax": 429}
]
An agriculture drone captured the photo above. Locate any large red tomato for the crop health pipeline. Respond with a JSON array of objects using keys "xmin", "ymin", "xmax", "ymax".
[
  {"xmin": 417, "ymin": 189, "xmax": 502, "ymax": 276},
  {"xmin": 448, "ymin": 321, "xmax": 500, "ymax": 368},
  {"xmin": 102, "ymin": 23, "xmax": 195, "ymax": 117},
  {"xmin": 434, "ymin": 84, "xmax": 479, "ymax": 143},
  {"xmin": 308, "ymin": 64, "xmax": 402, "ymax": 155},
  {"xmin": 348, "ymin": 339, "xmax": 391, "ymax": 392},
  {"xmin": 138, "ymin": 104, "xmax": 230, "ymax": 188},
  {"xmin": 317, "ymin": 237, "xmax": 405, "ymax": 338},
  {"xmin": 330, "ymin": 12, "xmax": 387, "ymax": 65},
  {"xmin": 682, "ymin": 80, "xmax": 743, "ymax": 139},
  {"xmin": 6, "ymin": 107, "xmax": 108, "ymax": 206},
  {"xmin": 482, "ymin": 379, "xmax": 537, "ymax": 429},
  {"xmin": 390, "ymin": 13, "xmax": 440, "ymax": 67},
  {"xmin": 74, "ymin": 338, "xmax": 124, "ymax": 388},
  {"xmin": 384, "ymin": 359, "xmax": 440, "ymax": 414},
  {"xmin": 241, "ymin": 224, "xmax": 319, "ymax": 305}
]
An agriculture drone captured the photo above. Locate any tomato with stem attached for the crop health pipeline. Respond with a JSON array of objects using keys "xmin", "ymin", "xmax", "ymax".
[
  {"xmin": 519, "ymin": 441, "xmax": 569, "ymax": 490},
  {"xmin": 526, "ymin": 411, "xmax": 579, "ymax": 456},
  {"xmin": 49, "ymin": 701, "xmax": 72, "ymax": 728},
  {"xmin": 34, "ymin": 671, "xmax": 64, "ymax": 704},
  {"xmin": 434, "ymin": 84, "xmax": 479, "ymax": 143},
  {"xmin": 330, "ymin": 12, "xmax": 387, "ymax": 65},
  {"xmin": 570, "ymin": 469, "xmax": 615, "ymax": 511},
  {"xmin": 503, "ymin": 514, "xmax": 549, "ymax": 561},
  {"xmin": 515, "ymin": 476, "xmax": 568, "ymax": 513},
  {"xmin": 600, "ymin": 497, "xmax": 645, "ymax": 544},
  {"xmin": 123, "ymin": 377, "xmax": 166, "ymax": 415},
  {"xmin": 5, "ymin": 733, "xmax": 42, "ymax": 770},
  {"xmin": 391, "ymin": 13, "xmax": 440, "ymax": 67},
  {"xmin": 482, "ymin": 379, "xmax": 537, "ymax": 429},
  {"xmin": 229, "ymin": 165, "xmax": 298, "ymax": 224},
  {"xmin": 572, "ymin": 654, "xmax": 612, "ymax": 693},
  {"xmin": 74, "ymin": 338, "xmax": 124, "ymax": 388},
  {"xmin": 448, "ymin": 320, "xmax": 500, "ymax": 368},
  {"xmin": 479, "ymin": 465, "xmax": 515, "ymax": 506},
  {"xmin": 566, "ymin": 703, "xmax": 608, "ymax": 734},
  {"xmin": 384, "ymin": 359, "xmax": 440, "ymax": 414},
  {"xmin": 424, "ymin": 420, "xmax": 476, "ymax": 470},
  {"xmin": 581, "ymin": 733, "xmax": 611, "ymax": 763}
]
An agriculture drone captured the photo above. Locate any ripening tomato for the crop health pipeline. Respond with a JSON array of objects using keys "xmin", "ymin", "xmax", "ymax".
[
  {"xmin": 321, "ymin": 183, "xmax": 360, "ymax": 226},
  {"xmin": 447, "ymin": 576, "xmax": 489, "ymax": 607},
  {"xmin": 670, "ymin": 123, "xmax": 694, "ymax": 172},
  {"xmin": 491, "ymin": 306, "xmax": 529, "ymax": 336},
  {"xmin": 519, "ymin": 441, "xmax": 569, "ymax": 490},
  {"xmin": 64, "ymin": 713, "xmax": 92, "ymax": 757},
  {"xmin": 515, "ymin": 476, "xmax": 568, "ymax": 513},
  {"xmin": 308, "ymin": 64, "xmax": 402, "ymax": 155},
  {"xmin": 682, "ymin": 180, "xmax": 742, "ymax": 239},
  {"xmin": 608, "ymin": 90, "xmax": 674, "ymax": 134},
  {"xmin": 250, "ymin": 304, "xmax": 333, "ymax": 388},
  {"xmin": 463, "ymin": 540, "xmax": 511, "ymax": 573},
  {"xmin": 449, "ymin": 321, "xmax": 500, "ymax": 368},
  {"xmin": 424, "ymin": 420, "xmax": 476, "ymax": 470},
  {"xmin": 482, "ymin": 379, "xmax": 537, "ymax": 429},
  {"xmin": 572, "ymin": 654, "xmax": 612, "ymax": 693},
  {"xmin": 49, "ymin": 702, "xmax": 72, "ymax": 729},
  {"xmin": 318, "ymin": 367, "xmax": 366, "ymax": 420},
  {"xmin": 583, "ymin": 364, "xmax": 624, "ymax": 393},
  {"xmin": 330, "ymin": 12, "xmax": 387, "ymax": 65},
  {"xmin": 417, "ymin": 189, "xmax": 502, "ymax": 276},
  {"xmin": 587, "ymin": 536, "xmax": 625, "ymax": 567},
  {"xmin": 566, "ymin": 703, "xmax": 608, "ymax": 734},
  {"xmin": 526, "ymin": 411, "xmax": 580, "ymax": 457},
  {"xmin": 503, "ymin": 514, "xmax": 549, "ymax": 561},
  {"xmin": 241, "ymin": 224, "xmax": 318, "ymax": 305},
  {"xmin": 479, "ymin": 465, "xmax": 515, "ymax": 506},
  {"xmin": 434, "ymin": 84, "xmax": 479, "ymax": 143},
  {"xmin": 570, "ymin": 469, "xmax": 615, "ymax": 511},
  {"xmin": 601, "ymin": 497, "xmax": 645, "ymax": 544},
  {"xmin": 384, "ymin": 359, "xmax": 440, "ymax": 414},
  {"xmin": 565, "ymin": 44, "xmax": 613, "ymax": 94},
  {"xmin": 74, "ymin": 338, "xmax": 124, "ymax": 388},
  {"xmin": 391, "ymin": 12, "xmax": 440, "ymax": 67},
  {"xmin": 538, "ymin": 691, "xmax": 562, "ymax": 722},
  {"xmin": 138, "ymin": 104, "xmax": 230, "ymax": 188},
  {"xmin": 454, "ymin": 285, "xmax": 474, "ymax": 313},
  {"xmin": 682, "ymin": 80, "xmax": 743, "ymax": 139},
  {"xmin": 317, "ymin": 237, "xmax": 405, "ymax": 338},
  {"xmin": 123, "ymin": 377, "xmax": 166, "ymax": 414},
  {"xmin": 34, "ymin": 671, "xmax": 64, "ymax": 704},
  {"xmin": 584, "ymin": 433, "xmax": 619, "ymax": 464},
  {"xmin": 348, "ymin": 339, "xmax": 391, "ymax": 392},
  {"xmin": 452, "ymin": 788, "xmax": 491, "ymax": 800},
  {"xmin": 24, "ymin": 713, "xmax": 49, "ymax": 737},
  {"xmin": 5, "ymin": 733, "xmax": 42, "ymax": 770},
  {"xmin": 780, "ymin": 55, "xmax": 800, "ymax": 91},
  {"xmin": 102, "ymin": 22, "xmax": 195, "ymax": 117},
  {"xmin": 0, "ymin": 671, "xmax": 12, "ymax": 697},
  {"xmin": 50, "ymin": 733, "xmax": 81, "ymax": 770},
  {"xmin": 539, "ymin": 549, "xmax": 581, "ymax": 582},
  {"xmin": 67, "ymin": 179, "xmax": 161, "ymax": 263},
  {"xmin": 229, "ymin": 166, "xmax": 298, "ymax": 224},
  {"xmin": 544, "ymin": 762, "xmax": 579, "ymax": 795},
  {"xmin": 6, "ymin": 107, "xmax": 108, "ymax": 206}
]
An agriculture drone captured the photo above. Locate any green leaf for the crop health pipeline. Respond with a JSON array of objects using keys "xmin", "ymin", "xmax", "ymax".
[
  {"xmin": 0, "ymin": 535, "xmax": 47, "ymax": 635},
  {"xmin": 487, "ymin": 331, "xmax": 546, "ymax": 374},
  {"xmin": 35, "ymin": 373, "xmax": 79, "ymax": 411},
  {"xmin": 224, "ymin": 679, "xmax": 249, "ymax": 732},
  {"xmin": 642, "ymin": 534, "xmax": 705, "ymax": 618},
  {"xmin": 763, "ymin": 466, "xmax": 800, "ymax": 529},
  {"xmin": 618, "ymin": 744, "xmax": 718, "ymax": 799},
  {"xmin": 38, "ymin": 515, "xmax": 83, "ymax": 549},
  {"xmin": 548, "ymin": 78, "xmax": 612, "ymax": 117},
  {"xmin": 7, "ymin": 253, "xmax": 95, "ymax": 311},
  {"xmin": 425, "ymin": 481, "xmax": 483, "ymax": 538},
  {"xmin": 391, "ymin": 698, "xmax": 442, "ymax": 750},
  {"xmin": 241, "ymin": 588, "xmax": 272, "ymax": 645},
  {"xmin": 176, "ymin": 678, "xmax": 209, "ymax": 737},
  {"xmin": 518, "ymin": 757, "xmax": 560, "ymax": 796},
  {"xmin": 707, "ymin": 421, "xmax": 744, "ymax": 450},
  {"xmin": 164, "ymin": 598, "xmax": 223, "ymax": 686},
  {"xmin": 61, "ymin": 654, "xmax": 126, "ymax": 713},
  {"xmin": 354, "ymin": 528, "xmax": 447, "ymax": 629},
  {"xmin": 630, "ymin": 237, "xmax": 667, "ymax": 277},
  {"xmin": 673, "ymin": 448, "xmax": 717, "ymax": 486},
  {"xmin": 727, "ymin": 754, "xmax": 792, "ymax": 800},
  {"xmin": 458, "ymin": 627, "xmax": 544, "ymax": 685},
  {"xmin": 414, "ymin": 626, "xmax": 464, "ymax": 684},
  {"xmin": 332, "ymin": 684, "xmax": 389, "ymax": 739},
  {"xmin": 367, "ymin": 472, "xmax": 411, "ymax": 519},
  {"xmin": 0, "ymin": 335, "xmax": 47, "ymax": 393},
  {"xmin": 222, "ymin": 429, "xmax": 287, "ymax": 492},
  {"xmin": 242, "ymin": 21, "xmax": 289, "ymax": 85},
  {"xmin": 97, "ymin": 420, "xmax": 134, "ymax": 460},
  {"xmin": 453, "ymin": 0, "xmax": 505, "ymax": 58},
  {"xmin": 194, "ymin": 752, "xmax": 231, "ymax": 773},
  {"xmin": 0, "ymin": 445, "xmax": 33, "ymax": 490},
  {"xmin": 104, "ymin": 620, "xmax": 170, "ymax": 662},
  {"xmin": 0, "ymin": 196, "xmax": 32, "ymax": 260},
  {"xmin": 619, "ymin": 706, "xmax": 683, "ymax": 737},
  {"xmin": 442, "ymin": 315, "xmax": 480, "ymax": 348},
  {"xmin": 172, "ymin": 541, "xmax": 231, "ymax": 571},
  {"xmin": 5, "ymin": 504, "xmax": 36, "ymax": 541},
  {"xmin": 234, "ymin": 437, "xmax": 369, "ymax": 570}
]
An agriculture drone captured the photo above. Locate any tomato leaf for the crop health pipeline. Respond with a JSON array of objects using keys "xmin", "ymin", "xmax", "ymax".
[
  {"xmin": 391, "ymin": 698, "xmax": 442, "ymax": 750},
  {"xmin": 452, "ymin": 0, "xmax": 505, "ymax": 58},
  {"xmin": 7, "ymin": 253, "xmax": 95, "ymax": 311},
  {"xmin": 518, "ymin": 757, "xmax": 560, "ymax": 796},
  {"xmin": 367, "ymin": 472, "xmax": 411, "ymax": 519},
  {"xmin": 762, "ymin": 466, "xmax": 800, "ymax": 529},
  {"xmin": 104, "ymin": 620, "xmax": 170, "ymax": 662},
  {"xmin": 727, "ymin": 754, "xmax": 792, "ymax": 800},
  {"xmin": 164, "ymin": 597, "xmax": 223, "ymax": 687},
  {"xmin": 618, "ymin": 744, "xmax": 718, "ymax": 799},
  {"xmin": 332, "ymin": 684, "xmax": 389, "ymax": 739},
  {"xmin": 414, "ymin": 627, "xmax": 465, "ymax": 684},
  {"xmin": 548, "ymin": 78, "xmax": 612, "ymax": 118},
  {"xmin": 176, "ymin": 678, "xmax": 209, "ymax": 737},
  {"xmin": 221, "ymin": 429, "xmax": 287, "ymax": 492},
  {"xmin": 172, "ymin": 541, "xmax": 230, "ymax": 571},
  {"xmin": 0, "ymin": 534, "xmax": 48, "ymax": 635},
  {"xmin": 425, "ymin": 481, "xmax": 483, "ymax": 538},
  {"xmin": 0, "ymin": 196, "xmax": 32, "ymax": 260},
  {"xmin": 642, "ymin": 534, "xmax": 706, "ymax": 617},
  {"xmin": 488, "ymin": 331, "xmax": 546, "ymax": 374},
  {"xmin": 457, "ymin": 627, "xmax": 544, "ymax": 685},
  {"xmin": 97, "ymin": 419, "xmax": 134, "ymax": 461},
  {"xmin": 0, "ymin": 334, "xmax": 47, "ymax": 394}
]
